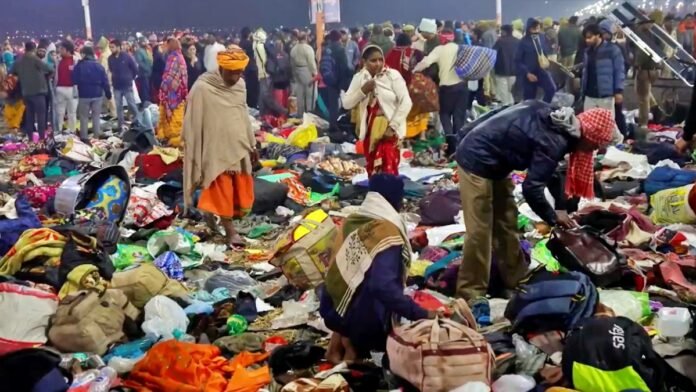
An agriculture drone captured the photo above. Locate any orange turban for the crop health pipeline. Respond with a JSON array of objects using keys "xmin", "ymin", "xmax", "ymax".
[{"xmin": 217, "ymin": 47, "xmax": 249, "ymax": 71}]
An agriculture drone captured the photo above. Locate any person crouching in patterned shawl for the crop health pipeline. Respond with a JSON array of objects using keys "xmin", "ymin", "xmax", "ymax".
[
  {"xmin": 183, "ymin": 47, "xmax": 258, "ymax": 250},
  {"xmin": 319, "ymin": 174, "xmax": 435, "ymax": 364},
  {"xmin": 156, "ymin": 38, "xmax": 188, "ymax": 147}
]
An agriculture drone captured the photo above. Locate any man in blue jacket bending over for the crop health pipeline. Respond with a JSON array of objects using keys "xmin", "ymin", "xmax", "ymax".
[{"xmin": 455, "ymin": 101, "xmax": 616, "ymax": 320}]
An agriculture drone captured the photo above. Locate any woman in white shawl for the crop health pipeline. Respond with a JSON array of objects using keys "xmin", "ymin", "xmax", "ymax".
[{"xmin": 342, "ymin": 45, "xmax": 412, "ymax": 177}]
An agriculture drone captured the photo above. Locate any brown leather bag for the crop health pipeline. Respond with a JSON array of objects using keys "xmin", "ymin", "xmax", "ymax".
[
  {"xmin": 547, "ymin": 227, "xmax": 625, "ymax": 287},
  {"xmin": 386, "ymin": 316, "xmax": 494, "ymax": 391}
]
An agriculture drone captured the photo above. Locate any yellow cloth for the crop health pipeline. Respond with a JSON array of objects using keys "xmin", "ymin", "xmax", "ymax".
[
  {"xmin": 217, "ymin": 47, "xmax": 250, "ymax": 71},
  {"xmin": 59, "ymin": 264, "xmax": 106, "ymax": 299},
  {"xmin": 406, "ymin": 111, "xmax": 429, "ymax": 139},
  {"xmin": 3, "ymin": 100, "xmax": 25, "ymax": 129},
  {"xmin": 156, "ymin": 103, "xmax": 185, "ymax": 147},
  {"xmin": 148, "ymin": 146, "xmax": 181, "ymax": 164},
  {"xmin": 0, "ymin": 228, "xmax": 67, "ymax": 275}
]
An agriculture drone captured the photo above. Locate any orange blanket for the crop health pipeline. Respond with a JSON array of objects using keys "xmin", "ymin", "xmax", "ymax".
[{"xmin": 123, "ymin": 341, "xmax": 270, "ymax": 392}]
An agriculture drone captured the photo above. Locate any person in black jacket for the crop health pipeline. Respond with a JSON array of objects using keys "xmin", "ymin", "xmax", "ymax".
[
  {"xmin": 239, "ymin": 27, "xmax": 260, "ymax": 108},
  {"xmin": 454, "ymin": 101, "xmax": 616, "ymax": 309},
  {"xmin": 493, "ymin": 25, "xmax": 520, "ymax": 105},
  {"xmin": 677, "ymin": 83, "xmax": 696, "ymax": 153}
]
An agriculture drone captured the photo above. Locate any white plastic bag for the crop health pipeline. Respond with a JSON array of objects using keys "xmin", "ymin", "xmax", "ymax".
[{"xmin": 141, "ymin": 295, "xmax": 189, "ymax": 340}]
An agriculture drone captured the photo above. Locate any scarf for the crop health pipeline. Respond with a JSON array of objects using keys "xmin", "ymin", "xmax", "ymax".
[
  {"xmin": 183, "ymin": 72, "xmax": 255, "ymax": 210},
  {"xmin": 324, "ymin": 192, "xmax": 412, "ymax": 316},
  {"xmin": 566, "ymin": 108, "xmax": 615, "ymax": 199},
  {"xmin": 160, "ymin": 50, "xmax": 189, "ymax": 118}
]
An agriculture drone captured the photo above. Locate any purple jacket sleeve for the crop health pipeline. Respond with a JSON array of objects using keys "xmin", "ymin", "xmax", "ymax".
[{"xmin": 367, "ymin": 245, "xmax": 429, "ymax": 321}]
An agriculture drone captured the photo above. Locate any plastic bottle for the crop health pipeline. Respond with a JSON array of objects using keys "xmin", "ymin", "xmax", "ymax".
[
  {"xmin": 656, "ymin": 307, "xmax": 692, "ymax": 340},
  {"xmin": 88, "ymin": 367, "xmax": 117, "ymax": 392}
]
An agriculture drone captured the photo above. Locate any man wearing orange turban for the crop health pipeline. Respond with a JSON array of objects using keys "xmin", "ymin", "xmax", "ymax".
[{"xmin": 183, "ymin": 46, "xmax": 257, "ymax": 249}]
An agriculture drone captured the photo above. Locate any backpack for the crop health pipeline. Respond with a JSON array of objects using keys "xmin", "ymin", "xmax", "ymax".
[
  {"xmin": 563, "ymin": 316, "xmax": 696, "ymax": 392},
  {"xmin": 320, "ymin": 48, "xmax": 338, "ymax": 88},
  {"xmin": 48, "ymin": 289, "xmax": 139, "ymax": 355},
  {"xmin": 110, "ymin": 263, "xmax": 189, "ymax": 308},
  {"xmin": 504, "ymin": 266, "xmax": 598, "ymax": 334},
  {"xmin": 408, "ymin": 73, "xmax": 440, "ymax": 115}
]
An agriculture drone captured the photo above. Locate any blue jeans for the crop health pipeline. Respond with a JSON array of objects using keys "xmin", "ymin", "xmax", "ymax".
[
  {"xmin": 114, "ymin": 87, "xmax": 140, "ymax": 129},
  {"xmin": 521, "ymin": 70, "xmax": 556, "ymax": 103}
]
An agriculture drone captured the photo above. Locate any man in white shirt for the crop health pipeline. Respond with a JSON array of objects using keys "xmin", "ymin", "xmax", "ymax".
[
  {"xmin": 203, "ymin": 34, "xmax": 226, "ymax": 72},
  {"xmin": 414, "ymin": 28, "xmax": 468, "ymax": 135}
]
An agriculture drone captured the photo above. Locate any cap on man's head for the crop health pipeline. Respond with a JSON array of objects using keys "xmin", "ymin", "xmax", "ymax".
[{"xmin": 419, "ymin": 18, "xmax": 438, "ymax": 34}]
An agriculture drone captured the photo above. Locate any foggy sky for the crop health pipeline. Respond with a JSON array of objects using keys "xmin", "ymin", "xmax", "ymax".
[{"xmin": 4, "ymin": 0, "xmax": 591, "ymax": 36}]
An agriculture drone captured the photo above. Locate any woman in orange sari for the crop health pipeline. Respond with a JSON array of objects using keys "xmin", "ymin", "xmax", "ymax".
[{"xmin": 385, "ymin": 33, "xmax": 429, "ymax": 139}]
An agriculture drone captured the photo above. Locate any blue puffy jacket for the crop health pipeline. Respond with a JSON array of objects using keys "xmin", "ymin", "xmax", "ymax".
[
  {"xmin": 514, "ymin": 18, "xmax": 552, "ymax": 78},
  {"xmin": 581, "ymin": 41, "xmax": 625, "ymax": 98},
  {"xmin": 455, "ymin": 100, "xmax": 578, "ymax": 225},
  {"xmin": 644, "ymin": 166, "xmax": 696, "ymax": 197},
  {"xmin": 72, "ymin": 57, "xmax": 112, "ymax": 100}
]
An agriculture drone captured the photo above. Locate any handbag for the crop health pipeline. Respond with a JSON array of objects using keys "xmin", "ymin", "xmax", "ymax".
[
  {"xmin": 271, "ymin": 212, "xmax": 338, "ymax": 290},
  {"xmin": 546, "ymin": 227, "xmax": 626, "ymax": 287},
  {"xmin": 532, "ymin": 37, "xmax": 550, "ymax": 70},
  {"xmin": 386, "ymin": 317, "xmax": 494, "ymax": 391}
]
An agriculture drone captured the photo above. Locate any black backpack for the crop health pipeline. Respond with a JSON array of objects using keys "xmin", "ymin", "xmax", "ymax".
[
  {"xmin": 563, "ymin": 316, "xmax": 695, "ymax": 392},
  {"xmin": 504, "ymin": 266, "xmax": 598, "ymax": 334}
]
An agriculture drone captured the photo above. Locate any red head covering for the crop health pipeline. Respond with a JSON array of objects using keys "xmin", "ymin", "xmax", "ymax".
[{"xmin": 565, "ymin": 108, "xmax": 615, "ymax": 199}]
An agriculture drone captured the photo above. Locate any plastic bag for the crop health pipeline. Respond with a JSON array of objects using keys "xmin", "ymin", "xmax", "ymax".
[
  {"xmin": 287, "ymin": 124, "xmax": 318, "ymax": 149},
  {"xmin": 650, "ymin": 184, "xmax": 696, "ymax": 225},
  {"xmin": 599, "ymin": 290, "xmax": 651, "ymax": 322},
  {"xmin": 153, "ymin": 251, "xmax": 184, "ymax": 281},
  {"xmin": 108, "ymin": 355, "xmax": 143, "ymax": 374},
  {"xmin": 112, "ymin": 244, "xmax": 152, "ymax": 270},
  {"xmin": 147, "ymin": 227, "xmax": 196, "ymax": 258},
  {"xmin": 302, "ymin": 112, "xmax": 330, "ymax": 131},
  {"xmin": 492, "ymin": 374, "xmax": 536, "ymax": 392},
  {"xmin": 141, "ymin": 295, "xmax": 189, "ymax": 340},
  {"xmin": 204, "ymin": 269, "xmax": 259, "ymax": 295},
  {"xmin": 530, "ymin": 239, "xmax": 561, "ymax": 272}
]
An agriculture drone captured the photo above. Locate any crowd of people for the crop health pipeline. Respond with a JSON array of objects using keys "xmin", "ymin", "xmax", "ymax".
[{"xmin": 1, "ymin": 6, "xmax": 696, "ymax": 392}]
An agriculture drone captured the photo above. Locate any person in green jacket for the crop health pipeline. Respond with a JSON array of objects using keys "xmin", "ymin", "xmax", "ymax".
[{"xmin": 558, "ymin": 16, "xmax": 582, "ymax": 68}]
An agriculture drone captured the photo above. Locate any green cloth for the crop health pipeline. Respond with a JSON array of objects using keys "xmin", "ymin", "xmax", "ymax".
[
  {"xmin": 531, "ymin": 239, "xmax": 562, "ymax": 272},
  {"xmin": 572, "ymin": 362, "xmax": 650, "ymax": 392},
  {"xmin": 257, "ymin": 173, "xmax": 295, "ymax": 183},
  {"xmin": 308, "ymin": 183, "xmax": 340, "ymax": 206}
]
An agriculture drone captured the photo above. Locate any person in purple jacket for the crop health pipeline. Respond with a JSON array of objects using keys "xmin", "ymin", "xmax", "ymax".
[{"xmin": 319, "ymin": 174, "xmax": 438, "ymax": 364}]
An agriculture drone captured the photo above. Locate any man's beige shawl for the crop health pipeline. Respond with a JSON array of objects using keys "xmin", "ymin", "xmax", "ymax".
[{"xmin": 182, "ymin": 71, "xmax": 255, "ymax": 209}]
